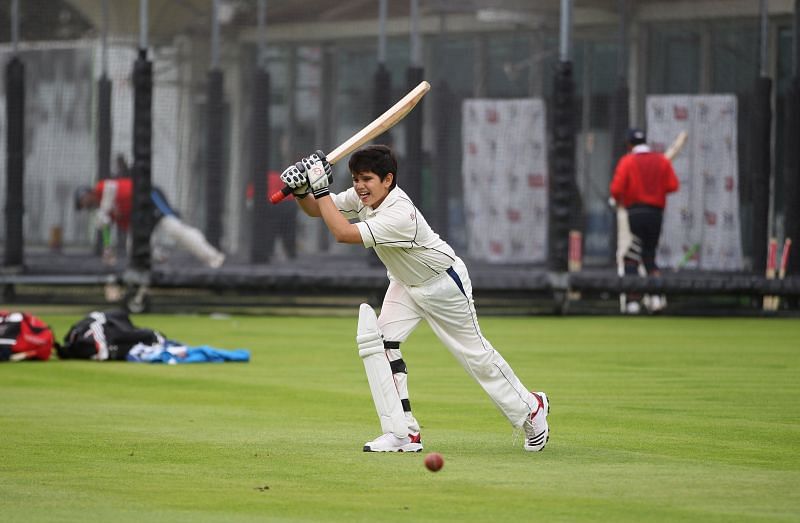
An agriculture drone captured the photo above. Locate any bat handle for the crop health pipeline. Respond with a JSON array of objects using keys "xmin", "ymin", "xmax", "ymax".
[{"xmin": 270, "ymin": 185, "xmax": 294, "ymax": 205}]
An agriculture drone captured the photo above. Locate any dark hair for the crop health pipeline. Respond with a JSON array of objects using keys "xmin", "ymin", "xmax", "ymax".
[
  {"xmin": 348, "ymin": 145, "xmax": 398, "ymax": 189},
  {"xmin": 74, "ymin": 185, "xmax": 93, "ymax": 210},
  {"xmin": 626, "ymin": 128, "xmax": 646, "ymax": 146}
]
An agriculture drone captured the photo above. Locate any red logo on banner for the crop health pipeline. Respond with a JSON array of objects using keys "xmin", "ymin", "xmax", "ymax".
[
  {"xmin": 486, "ymin": 108, "xmax": 499, "ymax": 123},
  {"xmin": 507, "ymin": 209, "xmax": 521, "ymax": 222},
  {"xmin": 725, "ymin": 177, "xmax": 734, "ymax": 191},
  {"xmin": 528, "ymin": 173, "xmax": 546, "ymax": 188},
  {"xmin": 673, "ymin": 105, "xmax": 689, "ymax": 120},
  {"xmin": 490, "ymin": 241, "xmax": 504, "ymax": 255},
  {"xmin": 705, "ymin": 211, "xmax": 717, "ymax": 226},
  {"xmin": 468, "ymin": 142, "xmax": 477, "ymax": 155}
]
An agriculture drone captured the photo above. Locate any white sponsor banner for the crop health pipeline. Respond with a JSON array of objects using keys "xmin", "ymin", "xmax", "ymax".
[
  {"xmin": 646, "ymin": 95, "xmax": 743, "ymax": 270},
  {"xmin": 462, "ymin": 99, "xmax": 548, "ymax": 263}
]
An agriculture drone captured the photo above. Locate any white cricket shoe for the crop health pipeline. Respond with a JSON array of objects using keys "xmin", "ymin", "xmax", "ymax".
[
  {"xmin": 645, "ymin": 294, "xmax": 666, "ymax": 313},
  {"xmin": 523, "ymin": 392, "xmax": 549, "ymax": 452},
  {"xmin": 625, "ymin": 301, "xmax": 641, "ymax": 315},
  {"xmin": 208, "ymin": 253, "xmax": 225, "ymax": 269},
  {"xmin": 363, "ymin": 432, "xmax": 423, "ymax": 453}
]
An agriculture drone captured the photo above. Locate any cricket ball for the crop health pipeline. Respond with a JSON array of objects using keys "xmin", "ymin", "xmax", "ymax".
[{"xmin": 424, "ymin": 452, "xmax": 444, "ymax": 472}]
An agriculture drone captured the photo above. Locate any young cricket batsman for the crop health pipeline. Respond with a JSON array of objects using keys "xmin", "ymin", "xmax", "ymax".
[{"xmin": 280, "ymin": 144, "xmax": 549, "ymax": 453}]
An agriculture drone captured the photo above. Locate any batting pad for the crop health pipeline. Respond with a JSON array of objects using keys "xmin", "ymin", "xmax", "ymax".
[{"xmin": 356, "ymin": 303, "xmax": 408, "ymax": 438}]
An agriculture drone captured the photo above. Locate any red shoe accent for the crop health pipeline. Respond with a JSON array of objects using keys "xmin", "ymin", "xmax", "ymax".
[
  {"xmin": 409, "ymin": 433, "xmax": 422, "ymax": 444},
  {"xmin": 530, "ymin": 392, "xmax": 544, "ymax": 418}
]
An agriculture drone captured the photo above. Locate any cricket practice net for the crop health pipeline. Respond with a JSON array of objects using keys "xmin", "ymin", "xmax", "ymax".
[{"xmin": 1, "ymin": 1, "xmax": 798, "ymax": 314}]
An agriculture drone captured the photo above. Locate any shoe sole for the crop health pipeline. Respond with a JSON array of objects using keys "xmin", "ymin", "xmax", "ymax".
[{"xmin": 363, "ymin": 443, "xmax": 423, "ymax": 453}]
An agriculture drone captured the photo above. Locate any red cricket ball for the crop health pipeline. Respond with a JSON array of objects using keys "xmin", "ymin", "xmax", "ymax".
[{"xmin": 424, "ymin": 452, "xmax": 444, "ymax": 472}]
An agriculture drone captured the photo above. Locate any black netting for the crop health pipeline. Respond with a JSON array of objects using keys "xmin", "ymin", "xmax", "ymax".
[{"xmin": 0, "ymin": 2, "xmax": 798, "ymax": 313}]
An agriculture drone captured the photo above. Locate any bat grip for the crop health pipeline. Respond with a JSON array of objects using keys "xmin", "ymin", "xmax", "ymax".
[{"xmin": 270, "ymin": 184, "xmax": 294, "ymax": 205}]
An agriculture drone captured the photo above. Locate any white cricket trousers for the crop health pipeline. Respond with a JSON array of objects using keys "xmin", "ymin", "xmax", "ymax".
[
  {"xmin": 377, "ymin": 257, "xmax": 538, "ymax": 428},
  {"xmin": 154, "ymin": 215, "xmax": 224, "ymax": 267}
]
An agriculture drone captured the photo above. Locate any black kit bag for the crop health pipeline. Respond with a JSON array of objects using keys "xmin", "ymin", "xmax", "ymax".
[{"xmin": 57, "ymin": 310, "xmax": 164, "ymax": 361}]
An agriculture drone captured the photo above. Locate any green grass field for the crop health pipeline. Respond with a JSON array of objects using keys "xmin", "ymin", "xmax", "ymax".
[{"xmin": 1, "ymin": 313, "xmax": 798, "ymax": 522}]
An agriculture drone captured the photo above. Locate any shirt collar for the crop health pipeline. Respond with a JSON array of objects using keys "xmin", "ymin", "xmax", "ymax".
[
  {"xmin": 632, "ymin": 144, "xmax": 651, "ymax": 154},
  {"xmin": 369, "ymin": 186, "xmax": 402, "ymax": 212}
]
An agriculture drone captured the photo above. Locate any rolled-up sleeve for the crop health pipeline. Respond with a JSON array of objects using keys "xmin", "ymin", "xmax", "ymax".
[{"xmin": 356, "ymin": 222, "xmax": 376, "ymax": 248}]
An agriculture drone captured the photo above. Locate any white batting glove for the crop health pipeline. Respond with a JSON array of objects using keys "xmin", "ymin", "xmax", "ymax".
[
  {"xmin": 95, "ymin": 211, "xmax": 112, "ymax": 228},
  {"xmin": 280, "ymin": 162, "xmax": 310, "ymax": 199},
  {"xmin": 301, "ymin": 150, "xmax": 332, "ymax": 199}
]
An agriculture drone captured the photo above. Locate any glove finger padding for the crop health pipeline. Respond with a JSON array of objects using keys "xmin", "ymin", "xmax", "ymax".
[
  {"xmin": 280, "ymin": 162, "xmax": 310, "ymax": 198},
  {"xmin": 303, "ymin": 150, "xmax": 333, "ymax": 199}
]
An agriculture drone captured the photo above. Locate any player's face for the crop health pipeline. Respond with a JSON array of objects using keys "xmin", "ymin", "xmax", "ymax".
[{"xmin": 352, "ymin": 170, "xmax": 393, "ymax": 208}]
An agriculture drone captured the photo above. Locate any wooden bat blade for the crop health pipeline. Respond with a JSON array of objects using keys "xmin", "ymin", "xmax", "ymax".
[
  {"xmin": 326, "ymin": 80, "xmax": 430, "ymax": 164},
  {"xmin": 664, "ymin": 130, "xmax": 688, "ymax": 161},
  {"xmin": 270, "ymin": 80, "xmax": 430, "ymax": 204}
]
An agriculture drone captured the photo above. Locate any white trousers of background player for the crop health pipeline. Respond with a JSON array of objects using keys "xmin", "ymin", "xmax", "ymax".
[
  {"xmin": 153, "ymin": 215, "xmax": 225, "ymax": 268},
  {"xmin": 378, "ymin": 257, "xmax": 538, "ymax": 428}
]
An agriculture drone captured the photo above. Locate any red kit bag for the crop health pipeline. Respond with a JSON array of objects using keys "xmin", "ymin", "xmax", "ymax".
[{"xmin": 0, "ymin": 311, "xmax": 56, "ymax": 361}]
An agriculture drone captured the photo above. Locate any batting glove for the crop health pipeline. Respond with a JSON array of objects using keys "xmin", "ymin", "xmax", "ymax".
[
  {"xmin": 95, "ymin": 211, "xmax": 112, "ymax": 228},
  {"xmin": 280, "ymin": 162, "xmax": 310, "ymax": 199},
  {"xmin": 302, "ymin": 150, "xmax": 332, "ymax": 199}
]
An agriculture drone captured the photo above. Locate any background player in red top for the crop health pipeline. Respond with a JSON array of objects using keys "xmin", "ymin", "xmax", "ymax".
[
  {"xmin": 75, "ymin": 176, "xmax": 225, "ymax": 269},
  {"xmin": 610, "ymin": 128, "xmax": 679, "ymax": 313}
]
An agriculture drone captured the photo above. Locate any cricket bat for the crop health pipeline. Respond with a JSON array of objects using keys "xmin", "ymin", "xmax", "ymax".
[
  {"xmin": 771, "ymin": 238, "xmax": 792, "ymax": 310},
  {"xmin": 664, "ymin": 130, "xmax": 688, "ymax": 161},
  {"xmin": 270, "ymin": 80, "xmax": 431, "ymax": 204},
  {"xmin": 763, "ymin": 238, "xmax": 778, "ymax": 310},
  {"xmin": 568, "ymin": 230, "xmax": 582, "ymax": 301}
]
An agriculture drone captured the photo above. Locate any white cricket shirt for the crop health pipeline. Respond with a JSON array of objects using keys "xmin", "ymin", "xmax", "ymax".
[{"xmin": 332, "ymin": 186, "xmax": 456, "ymax": 286}]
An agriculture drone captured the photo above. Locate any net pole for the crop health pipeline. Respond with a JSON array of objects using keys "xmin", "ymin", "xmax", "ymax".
[
  {"xmin": 404, "ymin": 0, "xmax": 425, "ymax": 207},
  {"xmin": 97, "ymin": 0, "xmax": 112, "ymax": 183},
  {"xmin": 374, "ymin": 0, "xmax": 392, "ymax": 135},
  {"xmin": 4, "ymin": 0, "xmax": 24, "ymax": 269},
  {"xmin": 550, "ymin": 0, "xmax": 579, "ymax": 273},
  {"xmin": 131, "ymin": 23, "xmax": 154, "ymax": 275},
  {"xmin": 608, "ymin": 0, "xmax": 630, "ymax": 266},
  {"xmin": 431, "ymin": 12, "xmax": 451, "ymax": 237},
  {"xmin": 750, "ymin": 0, "xmax": 772, "ymax": 274},
  {"xmin": 4, "ymin": 56, "xmax": 25, "ymax": 269},
  {"xmin": 250, "ymin": 0, "xmax": 271, "ymax": 263},
  {"xmin": 785, "ymin": 0, "xmax": 800, "ymax": 278},
  {"xmin": 206, "ymin": 0, "xmax": 225, "ymax": 249}
]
